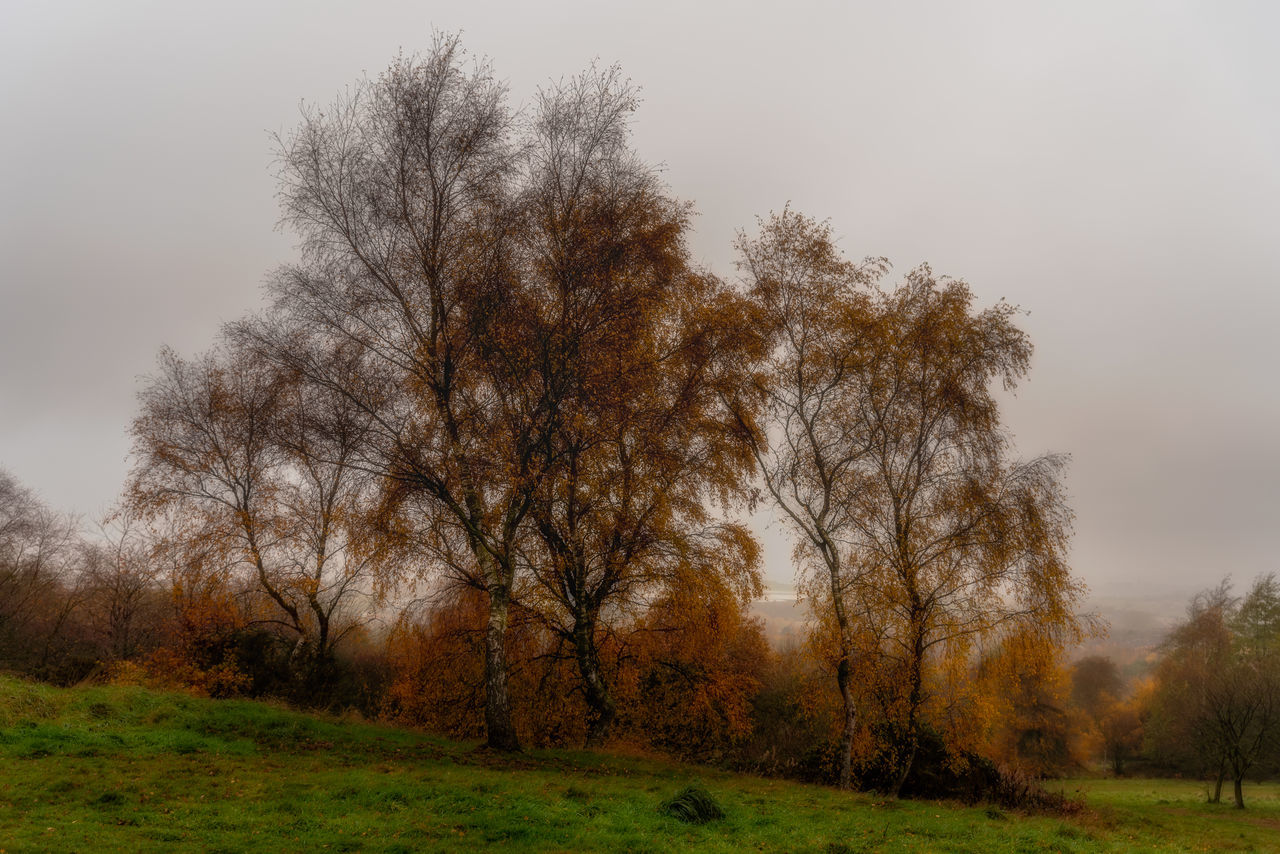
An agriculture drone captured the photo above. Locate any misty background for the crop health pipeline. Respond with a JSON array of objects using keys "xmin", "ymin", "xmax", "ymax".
[{"xmin": 2, "ymin": 0, "xmax": 1277, "ymax": 624}]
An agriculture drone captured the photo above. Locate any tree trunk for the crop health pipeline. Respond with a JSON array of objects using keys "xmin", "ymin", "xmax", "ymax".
[
  {"xmin": 1233, "ymin": 775, "xmax": 1245, "ymax": 809},
  {"xmin": 483, "ymin": 582, "xmax": 520, "ymax": 752},
  {"xmin": 1211, "ymin": 765, "xmax": 1225, "ymax": 804},
  {"xmin": 836, "ymin": 656, "xmax": 856, "ymax": 790},
  {"xmin": 889, "ymin": 631, "xmax": 925, "ymax": 798},
  {"xmin": 889, "ymin": 735, "xmax": 919, "ymax": 799},
  {"xmin": 572, "ymin": 612, "xmax": 616, "ymax": 748}
]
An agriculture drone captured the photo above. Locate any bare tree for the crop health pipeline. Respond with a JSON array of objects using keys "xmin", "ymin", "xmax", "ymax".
[
  {"xmin": 0, "ymin": 468, "xmax": 84, "ymax": 680},
  {"xmin": 79, "ymin": 514, "xmax": 165, "ymax": 662},
  {"xmin": 240, "ymin": 36, "xmax": 542, "ymax": 749},
  {"xmin": 127, "ymin": 344, "xmax": 383, "ymax": 697}
]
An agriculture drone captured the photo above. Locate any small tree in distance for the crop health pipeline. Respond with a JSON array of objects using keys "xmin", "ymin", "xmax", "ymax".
[
  {"xmin": 79, "ymin": 514, "xmax": 164, "ymax": 663},
  {"xmin": 0, "ymin": 468, "xmax": 84, "ymax": 681},
  {"xmin": 1147, "ymin": 577, "xmax": 1280, "ymax": 808}
]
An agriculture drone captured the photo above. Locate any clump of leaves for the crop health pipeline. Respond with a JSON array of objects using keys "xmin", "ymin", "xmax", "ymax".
[{"xmin": 659, "ymin": 783, "xmax": 724, "ymax": 824}]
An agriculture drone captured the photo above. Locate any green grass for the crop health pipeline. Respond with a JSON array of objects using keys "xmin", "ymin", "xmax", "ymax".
[
  {"xmin": 1049, "ymin": 777, "xmax": 1280, "ymax": 851},
  {"xmin": 1, "ymin": 676, "xmax": 1278, "ymax": 852}
]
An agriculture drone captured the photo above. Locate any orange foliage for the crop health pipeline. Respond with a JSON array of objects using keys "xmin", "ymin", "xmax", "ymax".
[
  {"xmin": 383, "ymin": 589, "xmax": 590, "ymax": 747},
  {"xmin": 383, "ymin": 592, "xmax": 489, "ymax": 741},
  {"xmin": 1097, "ymin": 692, "xmax": 1145, "ymax": 775},
  {"xmin": 382, "ymin": 581, "xmax": 769, "ymax": 758},
  {"xmin": 615, "ymin": 583, "xmax": 771, "ymax": 760},
  {"xmin": 970, "ymin": 631, "xmax": 1094, "ymax": 777},
  {"xmin": 104, "ymin": 559, "xmax": 254, "ymax": 698}
]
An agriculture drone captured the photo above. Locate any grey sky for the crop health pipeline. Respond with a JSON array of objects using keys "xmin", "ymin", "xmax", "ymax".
[{"xmin": 2, "ymin": 0, "xmax": 1277, "ymax": 603}]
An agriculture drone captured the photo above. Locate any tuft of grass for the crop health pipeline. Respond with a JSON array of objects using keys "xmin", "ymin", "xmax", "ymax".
[
  {"xmin": 88, "ymin": 701, "xmax": 115, "ymax": 720},
  {"xmin": 91, "ymin": 791, "xmax": 125, "ymax": 807},
  {"xmin": 659, "ymin": 783, "xmax": 725, "ymax": 824},
  {"xmin": 0, "ymin": 677, "xmax": 60, "ymax": 727}
]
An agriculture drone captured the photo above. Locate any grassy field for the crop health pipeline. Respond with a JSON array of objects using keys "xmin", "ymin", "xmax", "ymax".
[{"xmin": 2, "ymin": 677, "xmax": 1278, "ymax": 852}]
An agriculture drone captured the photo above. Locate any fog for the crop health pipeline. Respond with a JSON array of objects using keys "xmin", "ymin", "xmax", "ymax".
[{"xmin": 3, "ymin": 0, "xmax": 1277, "ymax": 604}]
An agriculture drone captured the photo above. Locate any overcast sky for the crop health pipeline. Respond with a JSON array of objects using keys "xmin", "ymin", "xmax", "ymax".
[{"xmin": 2, "ymin": 0, "xmax": 1277, "ymax": 604}]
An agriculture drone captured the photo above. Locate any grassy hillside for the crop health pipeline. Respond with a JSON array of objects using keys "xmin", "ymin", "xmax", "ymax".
[{"xmin": 1, "ymin": 677, "xmax": 1277, "ymax": 852}]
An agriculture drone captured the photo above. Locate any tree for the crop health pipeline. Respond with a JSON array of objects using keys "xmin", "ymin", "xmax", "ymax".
[
  {"xmin": 243, "ymin": 36, "xmax": 555, "ymax": 749},
  {"xmin": 1148, "ymin": 578, "xmax": 1280, "ymax": 808},
  {"xmin": 615, "ymin": 578, "xmax": 771, "ymax": 759},
  {"xmin": 1070, "ymin": 656, "xmax": 1123, "ymax": 723},
  {"xmin": 244, "ymin": 39, "xmax": 770, "ymax": 749},
  {"xmin": 0, "ymin": 468, "xmax": 85, "ymax": 681},
  {"xmin": 127, "ymin": 345, "xmax": 383, "ymax": 699},
  {"xmin": 79, "ymin": 514, "xmax": 165, "ymax": 662},
  {"xmin": 1069, "ymin": 655, "xmax": 1144, "ymax": 775},
  {"xmin": 832, "ymin": 267, "xmax": 1082, "ymax": 795},
  {"xmin": 1233, "ymin": 574, "xmax": 1280, "ymax": 655},
  {"xmin": 974, "ymin": 630, "xmax": 1093, "ymax": 778},
  {"xmin": 734, "ymin": 209, "xmax": 886, "ymax": 789},
  {"xmin": 1097, "ymin": 694, "xmax": 1144, "ymax": 776},
  {"xmin": 739, "ymin": 211, "xmax": 1085, "ymax": 792},
  {"xmin": 515, "ymin": 67, "xmax": 765, "ymax": 745}
]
